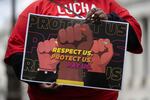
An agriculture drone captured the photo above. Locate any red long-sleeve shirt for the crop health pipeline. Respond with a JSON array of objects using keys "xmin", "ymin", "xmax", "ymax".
[{"xmin": 4, "ymin": 0, "xmax": 143, "ymax": 100}]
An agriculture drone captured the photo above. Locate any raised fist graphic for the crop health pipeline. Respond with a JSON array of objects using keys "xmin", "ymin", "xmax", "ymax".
[
  {"xmin": 37, "ymin": 38, "xmax": 59, "ymax": 73},
  {"xmin": 57, "ymin": 24, "xmax": 93, "ymax": 82},
  {"xmin": 57, "ymin": 23, "xmax": 93, "ymax": 50},
  {"xmin": 89, "ymin": 39, "xmax": 114, "ymax": 73}
]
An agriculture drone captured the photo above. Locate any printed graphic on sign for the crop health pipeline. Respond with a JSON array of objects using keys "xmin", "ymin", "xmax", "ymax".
[{"xmin": 21, "ymin": 14, "xmax": 129, "ymax": 90}]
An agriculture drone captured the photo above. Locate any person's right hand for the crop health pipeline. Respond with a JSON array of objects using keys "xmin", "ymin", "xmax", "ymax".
[{"xmin": 39, "ymin": 82, "xmax": 61, "ymax": 90}]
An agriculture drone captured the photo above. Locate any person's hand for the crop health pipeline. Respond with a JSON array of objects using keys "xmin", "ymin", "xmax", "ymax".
[
  {"xmin": 89, "ymin": 39, "xmax": 113, "ymax": 73},
  {"xmin": 86, "ymin": 8, "xmax": 108, "ymax": 22},
  {"xmin": 37, "ymin": 38, "xmax": 59, "ymax": 73},
  {"xmin": 39, "ymin": 82, "xmax": 62, "ymax": 90},
  {"xmin": 40, "ymin": 83, "xmax": 58, "ymax": 89}
]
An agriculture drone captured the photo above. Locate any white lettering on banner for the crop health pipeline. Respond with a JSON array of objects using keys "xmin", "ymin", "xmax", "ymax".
[
  {"xmin": 81, "ymin": 2, "xmax": 89, "ymax": 13},
  {"xmin": 57, "ymin": 6, "xmax": 65, "ymax": 14},
  {"xmin": 65, "ymin": 3, "xmax": 73, "ymax": 14},
  {"xmin": 73, "ymin": 3, "xmax": 81, "ymax": 14},
  {"xmin": 57, "ymin": 2, "xmax": 96, "ymax": 15}
]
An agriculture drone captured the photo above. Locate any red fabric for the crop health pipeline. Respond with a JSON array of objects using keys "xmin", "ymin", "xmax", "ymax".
[
  {"xmin": 110, "ymin": 0, "xmax": 143, "ymax": 53},
  {"xmin": 4, "ymin": 0, "xmax": 143, "ymax": 100},
  {"xmin": 28, "ymin": 86, "xmax": 118, "ymax": 100}
]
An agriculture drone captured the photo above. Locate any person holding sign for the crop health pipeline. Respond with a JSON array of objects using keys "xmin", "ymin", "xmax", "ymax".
[{"xmin": 4, "ymin": 0, "xmax": 143, "ymax": 100}]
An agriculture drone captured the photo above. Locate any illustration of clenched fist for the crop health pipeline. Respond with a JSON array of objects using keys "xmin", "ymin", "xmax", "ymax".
[
  {"xmin": 89, "ymin": 39, "xmax": 114, "ymax": 73},
  {"xmin": 58, "ymin": 23, "xmax": 93, "ymax": 50},
  {"xmin": 37, "ymin": 38, "xmax": 59, "ymax": 73},
  {"xmin": 57, "ymin": 24, "xmax": 93, "ymax": 81}
]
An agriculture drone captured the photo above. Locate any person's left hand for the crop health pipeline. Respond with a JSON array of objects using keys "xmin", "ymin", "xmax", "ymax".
[{"xmin": 86, "ymin": 8, "xmax": 108, "ymax": 22}]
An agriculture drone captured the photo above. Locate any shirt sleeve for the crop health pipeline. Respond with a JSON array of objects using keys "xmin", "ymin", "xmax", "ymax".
[
  {"xmin": 4, "ymin": 0, "xmax": 43, "ymax": 64},
  {"xmin": 109, "ymin": 0, "xmax": 143, "ymax": 54}
]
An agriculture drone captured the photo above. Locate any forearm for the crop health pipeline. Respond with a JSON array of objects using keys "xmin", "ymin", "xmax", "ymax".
[
  {"xmin": 6, "ymin": 52, "xmax": 23, "ymax": 79},
  {"xmin": 5, "ymin": 52, "xmax": 39, "ymax": 86}
]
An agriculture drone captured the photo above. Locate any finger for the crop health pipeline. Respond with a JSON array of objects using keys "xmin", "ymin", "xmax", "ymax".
[
  {"xmin": 91, "ymin": 54, "xmax": 101, "ymax": 65},
  {"xmin": 104, "ymin": 39, "xmax": 110, "ymax": 44},
  {"xmin": 100, "ymin": 43, "xmax": 113, "ymax": 66},
  {"xmin": 37, "ymin": 42, "xmax": 44, "ymax": 53},
  {"xmin": 54, "ymin": 39, "xmax": 58, "ymax": 47},
  {"xmin": 42, "ymin": 83, "xmax": 57, "ymax": 89},
  {"xmin": 74, "ymin": 24, "xmax": 83, "ymax": 41},
  {"xmin": 87, "ymin": 8, "xmax": 100, "ymax": 20},
  {"xmin": 43, "ymin": 40, "xmax": 50, "ymax": 53},
  {"xmin": 66, "ymin": 26, "xmax": 74, "ymax": 43},
  {"xmin": 91, "ymin": 40, "xmax": 99, "ymax": 53},
  {"xmin": 53, "ymin": 84, "xmax": 62, "ymax": 89},
  {"xmin": 78, "ymin": 24, "xmax": 93, "ymax": 50},
  {"xmin": 86, "ymin": 10, "xmax": 93, "ymax": 20},
  {"xmin": 98, "ymin": 14, "xmax": 108, "ymax": 20},
  {"xmin": 44, "ymin": 39, "xmax": 57, "ymax": 53},
  {"xmin": 98, "ymin": 39, "xmax": 106, "ymax": 52},
  {"xmin": 49, "ymin": 38, "xmax": 58, "ymax": 51},
  {"xmin": 50, "ymin": 82, "xmax": 57, "ymax": 88},
  {"xmin": 86, "ymin": 8, "xmax": 97, "ymax": 20},
  {"xmin": 103, "ymin": 39, "xmax": 113, "ymax": 53},
  {"xmin": 58, "ymin": 29, "xmax": 66, "ymax": 44},
  {"xmin": 40, "ymin": 83, "xmax": 51, "ymax": 88},
  {"xmin": 106, "ymin": 43, "xmax": 113, "ymax": 54},
  {"xmin": 94, "ymin": 9, "xmax": 103, "ymax": 17},
  {"xmin": 81, "ymin": 24, "xmax": 93, "ymax": 41},
  {"xmin": 50, "ymin": 82, "xmax": 63, "ymax": 89},
  {"xmin": 92, "ymin": 8, "xmax": 108, "ymax": 21}
]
